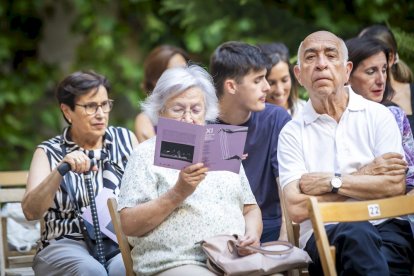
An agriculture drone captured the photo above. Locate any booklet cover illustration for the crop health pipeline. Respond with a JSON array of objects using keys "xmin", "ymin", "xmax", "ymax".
[{"xmin": 154, "ymin": 118, "xmax": 248, "ymax": 173}]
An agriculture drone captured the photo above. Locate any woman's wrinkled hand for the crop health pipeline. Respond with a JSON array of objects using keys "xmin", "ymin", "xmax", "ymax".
[
  {"xmin": 61, "ymin": 151, "xmax": 98, "ymax": 174},
  {"xmin": 173, "ymin": 163, "xmax": 208, "ymax": 199},
  {"xmin": 236, "ymin": 234, "xmax": 261, "ymax": 256}
]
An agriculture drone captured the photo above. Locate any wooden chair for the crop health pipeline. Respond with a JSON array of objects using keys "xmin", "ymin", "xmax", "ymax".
[
  {"xmin": 307, "ymin": 195, "xmax": 414, "ymax": 276},
  {"xmin": 107, "ymin": 197, "xmax": 135, "ymax": 276},
  {"xmin": 0, "ymin": 171, "xmax": 36, "ymax": 276},
  {"xmin": 277, "ymin": 178, "xmax": 308, "ymax": 276}
]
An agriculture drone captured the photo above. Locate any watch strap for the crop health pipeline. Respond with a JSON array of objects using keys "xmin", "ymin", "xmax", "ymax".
[{"xmin": 331, "ymin": 173, "xmax": 342, "ymax": 193}]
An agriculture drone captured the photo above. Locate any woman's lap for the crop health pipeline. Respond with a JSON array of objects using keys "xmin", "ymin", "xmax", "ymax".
[
  {"xmin": 33, "ymin": 238, "xmax": 124, "ymax": 276},
  {"xmin": 155, "ymin": 264, "xmax": 217, "ymax": 276}
]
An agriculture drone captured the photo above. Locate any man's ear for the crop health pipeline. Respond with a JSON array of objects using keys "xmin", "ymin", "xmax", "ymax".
[
  {"xmin": 223, "ymin": 79, "xmax": 237, "ymax": 95},
  {"xmin": 344, "ymin": 61, "xmax": 353, "ymax": 84},
  {"xmin": 293, "ymin": 65, "xmax": 302, "ymax": 86}
]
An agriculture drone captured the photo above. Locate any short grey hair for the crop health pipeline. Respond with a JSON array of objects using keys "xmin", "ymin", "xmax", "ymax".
[
  {"xmin": 141, "ymin": 64, "xmax": 219, "ymax": 125},
  {"xmin": 296, "ymin": 37, "xmax": 348, "ymax": 66}
]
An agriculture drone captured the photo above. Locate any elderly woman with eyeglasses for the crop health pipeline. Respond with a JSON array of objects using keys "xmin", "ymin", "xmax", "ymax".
[
  {"xmin": 22, "ymin": 71, "xmax": 138, "ymax": 275},
  {"xmin": 118, "ymin": 64, "xmax": 262, "ymax": 276}
]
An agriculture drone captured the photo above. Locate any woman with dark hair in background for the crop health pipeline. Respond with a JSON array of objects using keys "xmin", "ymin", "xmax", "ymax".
[
  {"xmin": 359, "ymin": 24, "xmax": 414, "ymax": 130},
  {"xmin": 135, "ymin": 45, "xmax": 190, "ymax": 143},
  {"xmin": 347, "ymin": 37, "xmax": 414, "ymax": 193},
  {"xmin": 257, "ymin": 42, "xmax": 305, "ymax": 118}
]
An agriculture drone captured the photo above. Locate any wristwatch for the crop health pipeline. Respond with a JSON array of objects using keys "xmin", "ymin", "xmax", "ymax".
[{"xmin": 330, "ymin": 173, "xmax": 342, "ymax": 193}]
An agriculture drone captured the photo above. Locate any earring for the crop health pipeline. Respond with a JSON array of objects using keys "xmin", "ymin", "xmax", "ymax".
[{"xmin": 68, "ymin": 118, "xmax": 72, "ymax": 124}]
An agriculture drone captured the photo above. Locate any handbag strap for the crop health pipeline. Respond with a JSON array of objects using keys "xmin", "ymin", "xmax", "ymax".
[{"xmin": 228, "ymin": 239, "xmax": 294, "ymax": 255}]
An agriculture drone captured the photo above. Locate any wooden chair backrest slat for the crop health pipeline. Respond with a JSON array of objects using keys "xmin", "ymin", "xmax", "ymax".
[
  {"xmin": 0, "ymin": 170, "xmax": 35, "ymax": 276},
  {"xmin": 277, "ymin": 178, "xmax": 307, "ymax": 276},
  {"xmin": 107, "ymin": 198, "xmax": 135, "ymax": 276},
  {"xmin": 316, "ymin": 196, "xmax": 414, "ymax": 223},
  {"xmin": 0, "ymin": 188, "xmax": 26, "ymax": 203},
  {"xmin": 0, "ymin": 171, "xmax": 28, "ymax": 187}
]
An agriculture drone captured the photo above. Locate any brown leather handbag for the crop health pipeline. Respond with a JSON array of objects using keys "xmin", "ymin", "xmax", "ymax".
[{"xmin": 200, "ymin": 234, "xmax": 311, "ymax": 275}]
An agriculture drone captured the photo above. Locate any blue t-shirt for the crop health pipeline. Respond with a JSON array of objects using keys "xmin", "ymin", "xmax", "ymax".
[{"xmin": 215, "ymin": 104, "xmax": 291, "ymax": 237}]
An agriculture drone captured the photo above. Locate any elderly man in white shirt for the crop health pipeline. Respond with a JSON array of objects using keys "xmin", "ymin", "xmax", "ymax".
[{"xmin": 278, "ymin": 30, "xmax": 413, "ymax": 276}]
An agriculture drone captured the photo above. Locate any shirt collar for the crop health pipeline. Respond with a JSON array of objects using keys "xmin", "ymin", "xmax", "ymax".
[{"xmin": 302, "ymin": 86, "xmax": 366, "ymax": 124}]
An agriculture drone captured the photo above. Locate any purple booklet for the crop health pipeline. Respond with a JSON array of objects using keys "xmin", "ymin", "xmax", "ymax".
[{"xmin": 154, "ymin": 118, "xmax": 248, "ymax": 173}]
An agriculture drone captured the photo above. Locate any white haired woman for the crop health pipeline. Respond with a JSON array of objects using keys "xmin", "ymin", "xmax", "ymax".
[{"xmin": 118, "ymin": 64, "xmax": 262, "ymax": 276}]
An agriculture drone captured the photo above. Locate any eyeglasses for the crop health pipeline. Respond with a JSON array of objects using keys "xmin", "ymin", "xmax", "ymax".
[
  {"xmin": 164, "ymin": 105, "xmax": 204, "ymax": 119},
  {"xmin": 75, "ymin": 99, "xmax": 114, "ymax": 115}
]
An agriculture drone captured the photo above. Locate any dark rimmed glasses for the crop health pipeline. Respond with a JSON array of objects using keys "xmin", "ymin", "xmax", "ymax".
[{"xmin": 75, "ymin": 99, "xmax": 114, "ymax": 115}]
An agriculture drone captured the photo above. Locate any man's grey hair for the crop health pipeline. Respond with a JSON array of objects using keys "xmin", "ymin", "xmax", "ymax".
[
  {"xmin": 141, "ymin": 64, "xmax": 219, "ymax": 125},
  {"xmin": 296, "ymin": 36, "xmax": 348, "ymax": 66}
]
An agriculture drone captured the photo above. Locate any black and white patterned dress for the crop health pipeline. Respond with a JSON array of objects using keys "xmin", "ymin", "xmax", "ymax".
[{"xmin": 37, "ymin": 126, "xmax": 135, "ymax": 251}]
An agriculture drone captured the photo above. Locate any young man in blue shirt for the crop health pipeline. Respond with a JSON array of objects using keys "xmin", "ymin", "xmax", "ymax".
[{"xmin": 210, "ymin": 41, "xmax": 291, "ymax": 242}]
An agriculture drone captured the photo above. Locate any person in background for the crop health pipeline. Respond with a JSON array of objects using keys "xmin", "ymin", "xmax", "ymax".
[
  {"xmin": 278, "ymin": 30, "xmax": 412, "ymax": 275},
  {"xmin": 258, "ymin": 42, "xmax": 306, "ymax": 118},
  {"xmin": 359, "ymin": 24, "xmax": 414, "ymax": 130},
  {"xmin": 22, "ymin": 71, "xmax": 138, "ymax": 275},
  {"xmin": 210, "ymin": 41, "xmax": 291, "ymax": 242},
  {"xmin": 135, "ymin": 45, "xmax": 190, "ymax": 143},
  {"xmin": 119, "ymin": 64, "xmax": 262, "ymax": 276},
  {"xmin": 347, "ymin": 36, "xmax": 414, "ymax": 194}
]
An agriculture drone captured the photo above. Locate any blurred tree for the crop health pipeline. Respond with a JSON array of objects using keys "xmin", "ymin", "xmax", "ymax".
[
  {"xmin": 1, "ymin": 0, "xmax": 413, "ymax": 170},
  {"xmin": 158, "ymin": 0, "xmax": 414, "ymax": 65},
  {"xmin": 0, "ymin": 1, "xmax": 60, "ymax": 170}
]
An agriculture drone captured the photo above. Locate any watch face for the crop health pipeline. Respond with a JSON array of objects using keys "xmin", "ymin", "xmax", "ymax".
[{"xmin": 331, "ymin": 177, "xmax": 342, "ymax": 188}]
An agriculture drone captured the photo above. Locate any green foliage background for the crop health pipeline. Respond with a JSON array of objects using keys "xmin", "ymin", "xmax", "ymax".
[{"xmin": 1, "ymin": 0, "xmax": 414, "ymax": 170}]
